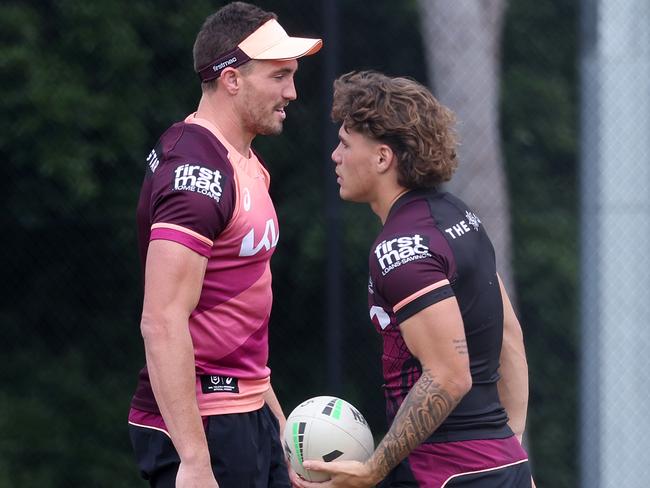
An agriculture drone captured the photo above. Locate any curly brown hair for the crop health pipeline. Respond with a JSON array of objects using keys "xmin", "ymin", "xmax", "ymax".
[{"xmin": 332, "ymin": 71, "xmax": 458, "ymax": 189}]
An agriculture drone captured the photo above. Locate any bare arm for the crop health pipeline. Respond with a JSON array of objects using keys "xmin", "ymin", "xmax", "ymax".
[
  {"xmin": 496, "ymin": 274, "xmax": 529, "ymax": 442},
  {"xmin": 140, "ymin": 239, "xmax": 217, "ymax": 486},
  {"xmin": 301, "ymin": 296, "xmax": 472, "ymax": 487},
  {"xmin": 366, "ymin": 296, "xmax": 472, "ymax": 482}
]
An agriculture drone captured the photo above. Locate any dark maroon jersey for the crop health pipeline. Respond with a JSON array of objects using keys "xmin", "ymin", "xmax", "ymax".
[
  {"xmin": 137, "ymin": 121, "xmax": 236, "ymax": 264},
  {"xmin": 368, "ymin": 189, "xmax": 512, "ymax": 442}
]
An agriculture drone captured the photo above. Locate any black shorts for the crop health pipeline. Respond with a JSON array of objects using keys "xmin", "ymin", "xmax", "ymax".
[{"xmin": 128, "ymin": 404, "xmax": 290, "ymax": 488}]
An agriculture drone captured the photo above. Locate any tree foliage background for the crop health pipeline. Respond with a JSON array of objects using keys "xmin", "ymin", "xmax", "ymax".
[{"xmin": 0, "ymin": 0, "xmax": 576, "ymax": 487}]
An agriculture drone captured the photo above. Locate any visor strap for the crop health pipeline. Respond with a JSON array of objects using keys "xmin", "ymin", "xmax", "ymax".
[{"xmin": 197, "ymin": 47, "xmax": 252, "ymax": 82}]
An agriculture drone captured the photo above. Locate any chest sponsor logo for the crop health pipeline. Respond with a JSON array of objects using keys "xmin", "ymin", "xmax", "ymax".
[
  {"xmin": 374, "ymin": 234, "xmax": 430, "ymax": 276},
  {"xmin": 173, "ymin": 164, "xmax": 223, "ymax": 202},
  {"xmin": 239, "ymin": 218, "xmax": 279, "ymax": 257},
  {"xmin": 444, "ymin": 211, "xmax": 482, "ymax": 239}
]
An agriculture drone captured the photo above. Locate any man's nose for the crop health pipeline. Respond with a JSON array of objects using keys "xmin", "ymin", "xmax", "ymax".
[
  {"xmin": 284, "ymin": 79, "xmax": 297, "ymax": 101},
  {"xmin": 331, "ymin": 145, "xmax": 341, "ymax": 163}
]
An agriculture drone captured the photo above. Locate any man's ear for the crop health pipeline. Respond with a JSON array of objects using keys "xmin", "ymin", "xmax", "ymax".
[
  {"xmin": 219, "ymin": 67, "xmax": 240, "ymax": 95},
  {"xmin": 377, "ymin": 144, "xmax": 396, "ymax": 174}
]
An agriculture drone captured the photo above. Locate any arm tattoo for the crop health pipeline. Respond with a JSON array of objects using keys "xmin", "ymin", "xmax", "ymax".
[
  {"xmin": 453, "ymin": 339, "xmax": 468, "ymax": 355},
  {"xmin": 368, "ymin": 369, "xmax": 462, "ymax": 480}
]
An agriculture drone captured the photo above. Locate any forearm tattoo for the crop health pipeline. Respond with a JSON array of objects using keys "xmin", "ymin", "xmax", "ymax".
[{"xmin": 368, "ymin": 369, "xmax": 461, "ymax": 480}]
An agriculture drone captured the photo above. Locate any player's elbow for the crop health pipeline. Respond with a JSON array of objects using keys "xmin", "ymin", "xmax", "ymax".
[
  {"xmin": 436, "ymin": 367, "xmax": 472, "ymax": 400},
  {"xmin": 448, "ymin": 360, "xmax": 473, "ymax": 398},
  {"xmin": 140, "ymin": 310, "xmax": 173, "ymax": 343},
  {"xmin": 451, "ymin": 370, "xmax": 473, "ymax": 399}
]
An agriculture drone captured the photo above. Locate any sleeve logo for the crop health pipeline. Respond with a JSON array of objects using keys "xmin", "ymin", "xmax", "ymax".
[
  {"xmin": 369, "ymin": 305, "xmax": 391, "ymax": 330},
  {"xmin": 374, "ymin": 234, "xmax": 431, "ymax": 276},
  {"xmin": 173, "ymin": 164, "xmax": 224, "ymax": 202},
  {"xmin": 146, "ymin": 148, "xmax": 160, "ymax": 173}
]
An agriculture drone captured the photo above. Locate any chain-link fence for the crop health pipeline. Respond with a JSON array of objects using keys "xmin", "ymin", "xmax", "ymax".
[
  {"xmin": 580, "ymin": 0, "xmax": 650, "ymax": 487},
  {"xmin": 1, "ymin": 0, "xmax": 593, "ymax": 486}
]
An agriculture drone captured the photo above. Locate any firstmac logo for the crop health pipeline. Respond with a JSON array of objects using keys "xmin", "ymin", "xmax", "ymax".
[
  {"xmin": 374, "ymin": 234, "xmax": 430, "ymax": 275},
  {"xmin": 212, "ymin": 56, "xmax": 237, "ymax": 71},
  {"xmin": 173, "ymin": 164, "xmax": 223, "ymax": 202}
]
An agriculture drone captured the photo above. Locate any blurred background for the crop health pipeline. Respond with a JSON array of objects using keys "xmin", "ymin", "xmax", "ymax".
[{"xmin": 3, "ymin": 0, "xmax": 646, "ymax": 487}]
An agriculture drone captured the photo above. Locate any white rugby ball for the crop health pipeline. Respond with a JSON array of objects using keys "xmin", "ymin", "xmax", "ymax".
[{"xmin": 283, "ymin": 396, "xmax": 374, "ymax": 481}]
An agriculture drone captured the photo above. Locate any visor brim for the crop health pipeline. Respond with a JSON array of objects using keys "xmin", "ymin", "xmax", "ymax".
[{"xmin": 250, "ymin": 37, "xmax": 323, "ymax": 60}]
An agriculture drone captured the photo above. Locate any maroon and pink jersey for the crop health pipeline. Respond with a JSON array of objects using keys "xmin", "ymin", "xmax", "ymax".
[
  {"xmin": 131, "ymin": 114, "xmax": 279, "ymax": 417},
  {"xmin": 368, "ymin": 189, "xmax": 512, "ymax": 442}
]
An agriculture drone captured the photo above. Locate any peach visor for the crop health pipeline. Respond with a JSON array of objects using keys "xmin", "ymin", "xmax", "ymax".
[{"xmin": 198, "ymin": 19, "xmax": 322, "ymax": 82}]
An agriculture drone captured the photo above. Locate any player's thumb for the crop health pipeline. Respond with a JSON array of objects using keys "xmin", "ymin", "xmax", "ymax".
[{"xmin": 301, "ymin": 460, "xmax": 326, "ymax": 471}]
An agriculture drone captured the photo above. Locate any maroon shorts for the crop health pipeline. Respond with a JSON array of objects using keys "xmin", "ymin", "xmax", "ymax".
[{"xmin": 380, "ymin": 435, "xmax": 531, "ymax": 488}]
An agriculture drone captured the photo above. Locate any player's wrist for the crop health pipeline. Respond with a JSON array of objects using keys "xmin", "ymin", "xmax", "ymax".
[
  {"xmin": 363, "ymin": 458, "xmax": 386, "ymax": 485},
  {"xmin": 177, "ymin": 444, "xmax": 211, "ymax": 468}
]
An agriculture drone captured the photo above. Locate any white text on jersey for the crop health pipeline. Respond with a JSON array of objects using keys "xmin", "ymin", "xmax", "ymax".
[
  {"xmin": 374, "ymin": 234, "xmax": 430, "ymax": 270},
  {"xmin": 444, "ymin": 211, "xmax": 482, "ymax": 239},
  {"xmin": 173, "ymin": 164, "xmax": 223, "ymax": 202},
  {"xmin": 146, "ymin": 149, "xmax": 160, "ymax": 173}
]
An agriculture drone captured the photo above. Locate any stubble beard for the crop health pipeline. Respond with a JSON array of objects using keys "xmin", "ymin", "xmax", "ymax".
[
  {"xmin": 242, "ymin": 93, "xmax": 284, "ymax": 136},
  {"xmin": 255, "ymin": 117, "xmax": 283, "ymax": 136}
]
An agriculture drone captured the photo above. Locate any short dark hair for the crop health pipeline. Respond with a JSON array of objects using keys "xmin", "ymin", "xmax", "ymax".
[
  {"xmin": 193, "ymin": 2, "xmax": 277, "ymax": 88},
  {"xmin": 332, "ymin": 71, "xmax": 459, "ymax": 189}
]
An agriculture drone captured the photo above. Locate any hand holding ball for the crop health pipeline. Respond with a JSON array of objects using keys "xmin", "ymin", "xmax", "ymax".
[{"xmin": 283, "ymin": 396, "xmax": 374, "ymax": 481}]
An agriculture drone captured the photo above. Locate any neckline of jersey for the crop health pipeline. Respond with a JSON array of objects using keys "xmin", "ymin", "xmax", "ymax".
[
  {"xmin": 386, "ymin": 188, "xmax": 440, "ymax": 222},
  {"xmin": 185, "ymin": 113, "xmax": 254, "ymax": 165}
]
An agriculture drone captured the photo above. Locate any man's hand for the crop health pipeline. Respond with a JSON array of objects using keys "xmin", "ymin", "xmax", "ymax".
[
  {"xmin": 287, "ymin": 463, "xmax": 303, "ymax": 488},
  {"xmin": 295, "ymin": 460, "xmax": 377, "ymax": 488},
  {"xmin": 176, "ymin": 460, "xmax": 219, "ymax": 488}
]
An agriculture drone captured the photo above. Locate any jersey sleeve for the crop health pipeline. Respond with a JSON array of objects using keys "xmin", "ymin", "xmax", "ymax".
[
  {"xmin": 148, "ymin": 129, "xmax": 235, "ymax": 257},
  {"xmin": 372, "ymin": 227, "xmax": 455, "ymax": 324}
]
